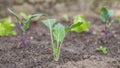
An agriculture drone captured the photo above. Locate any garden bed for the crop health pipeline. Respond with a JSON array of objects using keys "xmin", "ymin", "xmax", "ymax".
[{"xmin": 0, "ymin": 16, "xmax": 120, "ymax": 68}]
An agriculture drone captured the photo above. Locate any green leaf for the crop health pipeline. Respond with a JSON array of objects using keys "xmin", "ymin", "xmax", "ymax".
[
  {"xmin": 22, "ymin": 14, "xmax": 43, "ymax": 34},
  {"xmin": 103, "ymin": 47, "xmax": 107, "ymax": 54},
  {"xmin": 53, "ymin": 23, "xmax": 66, "ymax": 43},
  {"xmin": 97, "ymin": 46, "xmax": 102, "ymax": 51},
  {"xmin": 97, "ymin": 46, "xmax": 107, "ymax": 55},
  {"xmin": 30, "ymin": 14, "xmax": 43, "ymax": 20},
  {"xmin": 70, "ymin": 15, "xmax": 90, "ymax": 33},
  {"xmin": 0, "ymin": 23, "xmax": 5, "ymax": 36},
  {"xmin": 73, "ymin": 15, "xmax": 85, "ymax": 24},
  {"xmin": 19, "ymin": 12, "xmax": 29, "ymax": 18},
  {"xmin": 100, "ymin": 7, "xmax": 109, "ymax": 22},
  {"xmin": 31, "ymin": 14, "xmax": 43, "ymax": 18},
  {"xmin": 71, "ymin": 21, "xmax": 90, "ymax": 33},
  {"xmin": 0, "ymin": 18, "xmax": 16, "ymax": 36},
  {"xmin": 42, "ymin": 19, "xmax": 57, "ymax": 29},
  {"xmin": 62, "ymin": 14, "xmax": 69, "ymax": 21},
  {"xmin": 2, "ymin": 19, "xmax": 15, "ymax": 29},
  {"xmin": 65, "ymin": 22, "xmax": 83, "ymax": 33},
  {"xmin": 7, "ymin": 8, "xmax": 21, "ymax": 24}
]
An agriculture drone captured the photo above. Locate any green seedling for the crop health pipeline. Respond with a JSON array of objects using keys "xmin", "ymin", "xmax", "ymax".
[
  {"xmin": 71, "ymin": 15, "xmax": 90, "ymax": 33},
  {"xmin": 97, "ymin": 46, "xmax": 107, "ymax": 55},
  {"xmin": 8, "ymin": 8, "xmax": 43, "ymax": 46},
  {"xmin": 42, "ymin": 19, "xmax": 83, "ymax": 61},
  {"xmin": 62, "ymin": 14, "xmax": 69, "ymax": 22},
  {"xmin": 62, "ymin": 13, "xmax": 73, "ymax": 24},
  {"xmin": 100, "ymin": 7, "xmax": 114, "ymax": 38},
  {"xmin": 0, "ymin": 18, "xmax": 16, "ymax": 37}
]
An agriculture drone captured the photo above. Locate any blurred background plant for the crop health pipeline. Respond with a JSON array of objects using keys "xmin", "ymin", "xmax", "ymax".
[
  {"xmin": 0, "ymin": 0, "xmax": 120, "ymax": 18},
  {"xmin": 0, "ymin": 18, "xmax": 16, "ymax": 37}
]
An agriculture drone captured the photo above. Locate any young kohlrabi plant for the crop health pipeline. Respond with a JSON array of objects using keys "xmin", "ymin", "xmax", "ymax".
[
  {"xmin": 100, "ymin": 7, "xmax": 114, "ymax": 38},
  {"xmin": 97, "ymin": 45, "xmax": 107, "ymax": 55},
  {"xmin": 71, "ymin": 15, "xmax": 90, "ymax": 33},
  {"xmin": 0, "ymin": 18, "xmax": 16, "ymax": 37},
  {"xmin": 42, "ymin": 19, "xmax": 82, "ymax": 61},
  {"xmin": 8, "ymin": 8, "xmax": 43, "ymax": 46}
]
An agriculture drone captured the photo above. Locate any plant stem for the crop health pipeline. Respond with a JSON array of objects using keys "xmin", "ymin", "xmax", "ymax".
[
  {"xmin": 20, "ymin": 35, "xmax": 26, "ymax": 46},
  {"xmin": 105, "ymin": 23, "xmax": 108, "ymax": 38},
  {"xmin": 50, "ymin": 29, "xmax": 57, "ymax": 61},
  {"xmin": 55, "ymin": 41, "xmax": 64, "ymax": 61},
  {"xmin": 50, "ymin": 29, "xmax": 53, "ymax": 44}
]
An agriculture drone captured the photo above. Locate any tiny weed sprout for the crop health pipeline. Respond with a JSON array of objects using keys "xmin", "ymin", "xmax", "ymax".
[
  {"xmin": 0, "ymin": 18, "xmax": 16, "ymax": 37},
  {"xmin": 97, "ymin": 46, "xmax": 107, "ymax": 55},
  {"xmin": 100, "ymin": 7, "xmax": 114, "ymax": 38},
  {"xmin": 42, "ymin": 19, "xmax": 82, "ymax": 61},
  {"xmin": 8, "ymin": 8, "xmax": 43, "ymax": 46},
  {"xmin": 71, "ymin": 15, "xmax": 90, "ymax": 33}
]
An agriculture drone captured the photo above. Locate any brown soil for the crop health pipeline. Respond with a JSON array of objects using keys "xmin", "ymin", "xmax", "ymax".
[{"xmin": 0, "ymin": 16, "xmax": 120, "ymax": 68}]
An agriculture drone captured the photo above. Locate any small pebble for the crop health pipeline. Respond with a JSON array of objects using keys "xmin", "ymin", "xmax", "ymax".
[
  {"xmin": 113, "ymin": 34, "xmax": 117, "ymax": 37},
  {"xmin": 83, "ymin": 54, "xmax": 90, "ymax": 59},
  {"xmin": 30, "ymin": 36, "xmax": 34, "ymax": 40},
  {"xmin": 92, "ymin": 31, "xmax": 97, "ymax": 35}
]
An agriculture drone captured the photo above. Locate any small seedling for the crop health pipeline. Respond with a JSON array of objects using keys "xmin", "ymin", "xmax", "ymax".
[
  {"xmin": 8, "ymin": 8, "xmax": 43, "ymax": 46},
  {"xmin": 62, "ymin": 13, "xmax": 73, "ymax": 24},
  {"xmin": 97, "ymin": 45, "xmax": 107, "ymax": 55},
  {"xmin": 0, "ymin": 18, "xmax": 16, "ymax": 37},
  {"xmin": 42, "ymin": 19, "xmax": 83, "ymax": 61},
  {"xmin": 100, "ymin": 7, "xmax": 114, "ymax": 38},
  {"xmin": 71, "ymin": 15, "xmax": 90, "ymax": 33},
  {"xmin": 62, "ymin": 14, "xmax": 69, "ymax": 22}
]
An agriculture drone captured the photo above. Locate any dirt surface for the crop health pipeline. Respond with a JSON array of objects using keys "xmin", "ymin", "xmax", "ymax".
[{"xmin": 0, "ymin": 16, "xmax": 120, "ymax": 68}]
